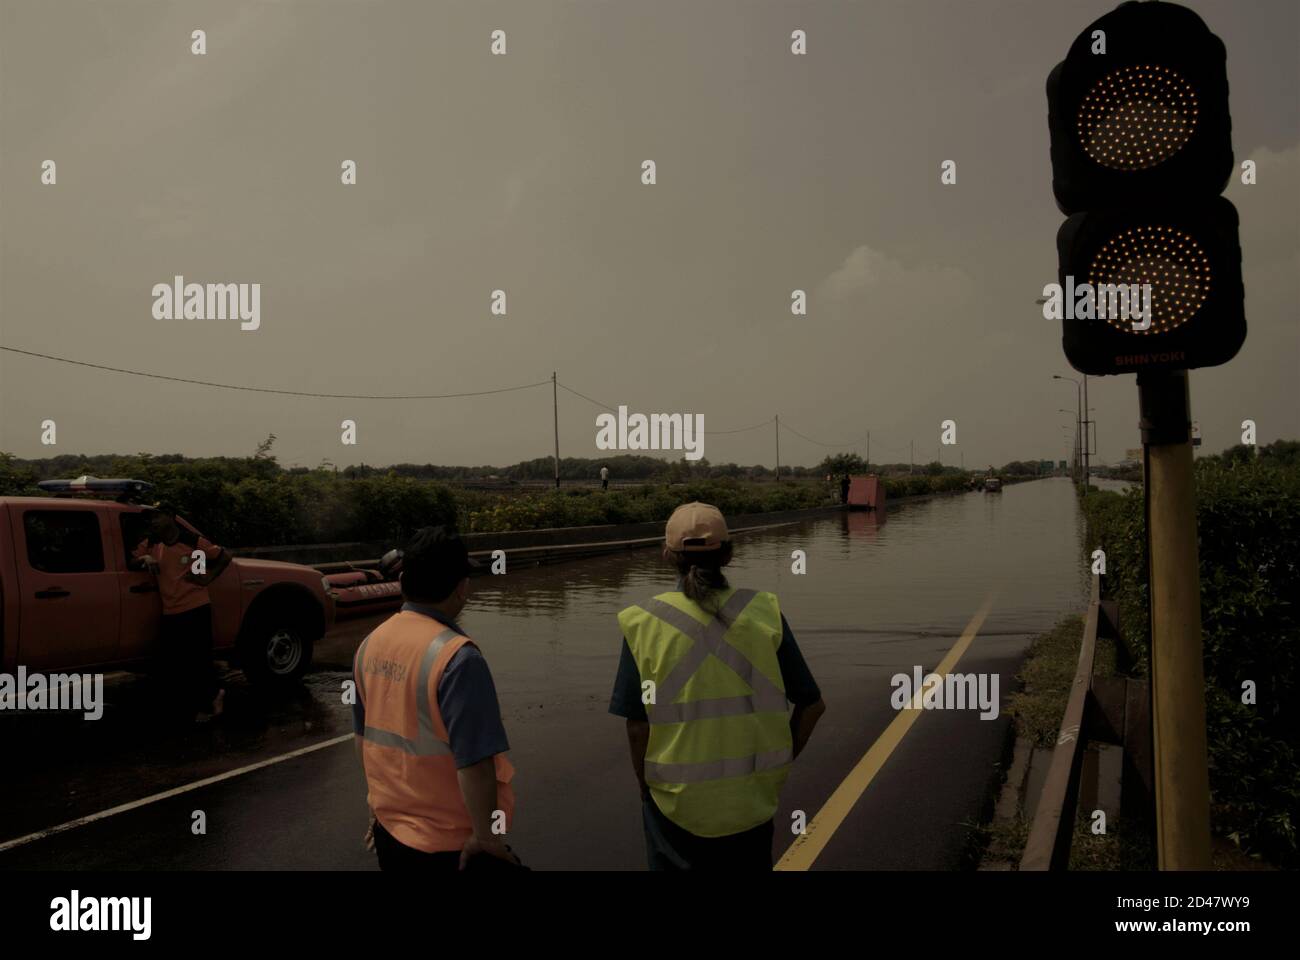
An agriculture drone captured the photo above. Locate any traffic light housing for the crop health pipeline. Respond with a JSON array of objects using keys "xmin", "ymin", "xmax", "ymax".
[
  {"xmin": 1047, "ymin": 1, "xmax": 1245, "ymax": 376},
  {"xmin": 1056, "ymin": 197, "xmax": 1244, "ymax": 374}
]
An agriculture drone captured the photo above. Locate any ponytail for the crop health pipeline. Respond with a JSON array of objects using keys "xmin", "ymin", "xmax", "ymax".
[{"xmin": 669, "ymin": 542, "xmax": 734, "ymax": 609}]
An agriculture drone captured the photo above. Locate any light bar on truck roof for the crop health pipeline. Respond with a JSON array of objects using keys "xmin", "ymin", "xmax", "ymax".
[{"xmin": 37, "ymin": 477, "xmax": 155, "ymax": 498}]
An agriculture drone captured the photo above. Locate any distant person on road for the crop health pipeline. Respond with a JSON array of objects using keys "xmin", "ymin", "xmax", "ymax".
[
  {"xmin": 840, "ymin": 473, "xmax": 851, "ymax": 505},
  {"xmin": 609, "ymin": 501, "xmax": 826, "ymax": 870},
  {"xmin": 600, "ymin": 465, "xmax": 610, "ymax": 491},
  {"xmin": 132, "ymin": 508, "xmax": 230, "ymax": 723},
  {"xmin": 352, "ymin": 526, "xmax": 523, "ymax": 872}
]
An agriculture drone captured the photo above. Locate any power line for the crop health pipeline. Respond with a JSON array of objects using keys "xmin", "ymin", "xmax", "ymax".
[
  {"xmin": 706, "ymin": 418, "xmax": 774, "ymax": 436},
  {"xmin": 778, "ymin": 420, "xmax": 864, "ymax": 448},
  {"xmin": 556, "ymin": 381, "xmax": 617, "ymax": 412},
  {"xmin": 0, "ymin": 346, "xmax": 552, "ymax": 400},
  {"xmin": 4, "ymin": 347, "xmax": 929, "ymax": 463}
]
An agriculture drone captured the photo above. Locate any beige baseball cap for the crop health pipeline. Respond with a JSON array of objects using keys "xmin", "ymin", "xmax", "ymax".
[{"xmin": 665, "ymin": 501, "xmax": 730, "ymax": 552}]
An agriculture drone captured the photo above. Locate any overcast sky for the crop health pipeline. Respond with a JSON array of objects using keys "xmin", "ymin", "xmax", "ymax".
[{"xmin": 1, "ymin": 0, "xmax": 1296, "ymax": 470}]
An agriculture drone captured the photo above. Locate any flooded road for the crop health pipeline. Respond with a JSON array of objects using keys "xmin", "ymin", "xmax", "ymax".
[
  {"xmin": 1, "ymin": 477, "xmax": 1094, "ymax": 870},
  {"xmin": 327, "ymin": 474, "xmax": 1092, "ymax": 702}
]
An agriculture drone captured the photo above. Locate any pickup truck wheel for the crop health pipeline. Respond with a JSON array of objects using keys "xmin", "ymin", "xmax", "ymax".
[{"xmin": 240, "ymin": 614, "xmax": 314, "ymax": 686}]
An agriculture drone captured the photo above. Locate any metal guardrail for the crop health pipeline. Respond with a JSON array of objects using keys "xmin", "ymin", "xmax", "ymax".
[
  {"xmin": 312, "ymin": 515, "xmax": 837, "ymax": 576},
  {"xmin": 1020, "ymin": 574, "xmax": 1153, "ymax": 870},
  {"xmin": 234, "ymin": 504, "xmax": 846, "ymax": 567}
]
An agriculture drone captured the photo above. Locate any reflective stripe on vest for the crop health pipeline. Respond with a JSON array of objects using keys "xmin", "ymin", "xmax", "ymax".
[
  {"xmin": 355, "ymin": 627, "xmax": 457, "ymax": 757},
  {"xmin": 645, "ymin": 746, "xmax": 792, "ymax": 784},
  {"xmin": 636, "ymin": 589, "xmax": 789, "ymax": 725}
]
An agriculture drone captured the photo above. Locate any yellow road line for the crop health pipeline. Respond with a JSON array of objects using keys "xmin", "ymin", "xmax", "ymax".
[{"xmin": 775, "ymin": 593, "xmax": 996, "ymax": 871}]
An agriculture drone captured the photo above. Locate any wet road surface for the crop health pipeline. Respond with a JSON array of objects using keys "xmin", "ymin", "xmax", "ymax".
[{"xmin": 0, "ymin": 478, "xmax": 1093, "ymax": 870}]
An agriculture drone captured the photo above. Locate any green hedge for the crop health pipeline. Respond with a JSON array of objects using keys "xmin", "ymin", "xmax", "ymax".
[
  {"xmin": 0, "ymin": 452, "xmax": 991, "ymax": 541},
  {"xmin": 0, "ymin": 453, "xmax": 36, "ymax": 496},
  {"xmin": 461, "ymin": 479, "xmax": 826, "ymax": 533},
  {"xmin": 458, "ymin": 473, "xmax": 974, "ymax": 532},
  {"xmin": 150, "ymin": 468, "xmax": 461, "ymax": 547},
  {"xmin": 883, "ymin": 474, "xmax": 971, "ymax": 498},
  {"xmin": 0, "ymin": 455, "xmax": 834, "ymax": 543},
  {"xmin": 1082, "ymin": 453, "xmax": 1300, "ymax": 865}
]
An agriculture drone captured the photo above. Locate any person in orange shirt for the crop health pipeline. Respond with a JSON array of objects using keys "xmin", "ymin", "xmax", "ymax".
[
  {"xmin": 352, "ymin": 526, "xmax": 522, "ymax": 872},
  {"xmin": 133, "ymin": 508, "xmax": 230, "ymax": 723}
]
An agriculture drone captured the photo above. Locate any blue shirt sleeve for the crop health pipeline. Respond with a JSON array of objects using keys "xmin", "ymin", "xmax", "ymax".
[
  {"xmin": 777, "ymin": 614, "xmax": 822, "ymax": 707},
  {"xmin": 437, "ymin": 644, "xmax": 511, "ymax": 769},
  {"xmin": 608, "ymin": 638, "xmax": 647, "ymax": 721},
  {"xmin": 351, "ymin": 694, "xmax": 365, "ymax": 736},
  {"xmin": 351, "ymin": 634, "xmax": 368, "ymax": 735}
]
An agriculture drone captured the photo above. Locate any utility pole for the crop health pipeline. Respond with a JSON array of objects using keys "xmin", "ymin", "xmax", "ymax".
[
  {"xmin": 1139, "ymin": 370, "xmax": 1211, "ymax": 870},
  {"xmin": 552, "ymin": 371, "xmax": 560, "ymax": 490},
  {"xmin": 909, "ymin": 440, "xmax": 913, "ymax": 475},
  {"xmin": 866, "ymin": 431, "xmax": 870, "ymax": 470},
  {"xmin": 1054, "ymin": 375, "xmax": 1083, "ymax": 487},
  {"xmin": 1082, "ymin": 374, "xmax": 1091, "ymax": 494},
  {"xmin": 774, "ymin": 415, "xmax": 781, "ymax": 483},
  {"xmin": 1060, "ymin": 408, "xmax": 1080, "ymax": 480}
]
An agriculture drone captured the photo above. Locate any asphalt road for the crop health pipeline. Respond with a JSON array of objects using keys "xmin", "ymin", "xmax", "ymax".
[{"xmin": 0, "ymin": 603, "xmax": 1032, "ymax": 871}]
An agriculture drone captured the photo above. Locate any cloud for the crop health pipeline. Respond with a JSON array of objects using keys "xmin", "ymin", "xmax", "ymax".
[{"xmin": 817, "ymin": 244, "xmax": 973, "ymax": 318}]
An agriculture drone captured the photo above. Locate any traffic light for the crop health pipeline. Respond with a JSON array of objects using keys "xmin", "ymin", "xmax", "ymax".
[{"xmin": 1046, "ymin": 1, "xmax": 1245, "ymax": 375}]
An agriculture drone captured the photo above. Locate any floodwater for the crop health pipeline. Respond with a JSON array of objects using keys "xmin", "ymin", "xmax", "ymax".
[{"xmin": 458, "ymin": 475, "xmax": 1092, "ymax": 714}]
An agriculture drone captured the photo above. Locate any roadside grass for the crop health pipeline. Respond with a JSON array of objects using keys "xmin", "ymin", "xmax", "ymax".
[
  {"xmin": 1005, "ymin": 803, "xmax": 1269, "ymax": 871},
  {"xmin": 972, "ymin": 797, "xmax": 1144, "ymax": 871},
  {"xmin": 972, "ymin": 615, "xmax": 1132, "ymax": 869},
  {"xmin": 1069, "ymin": 814, "xmax": 1133, "ymax": 871},
  {"xmin": 968, "ymin": 816, "xmax": 1031, "ymax": 868},
  {"xmin": 1006, "ymin": 616, "xmax": 1116, "ymax": 748}
]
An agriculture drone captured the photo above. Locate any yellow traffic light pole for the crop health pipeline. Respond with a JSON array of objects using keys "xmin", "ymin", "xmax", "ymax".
[{"xmin": 1138, "ymin": 369, "xmax": 1212, "ymax": 870}]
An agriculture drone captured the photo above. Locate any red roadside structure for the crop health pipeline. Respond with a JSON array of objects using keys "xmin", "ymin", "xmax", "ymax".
[{"xmin": 846, "ymin": 474, "xmax": 885, "ymax": 511}]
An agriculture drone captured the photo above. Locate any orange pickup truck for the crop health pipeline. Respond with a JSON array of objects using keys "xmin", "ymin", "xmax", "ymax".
[{"xmin": 0, "ymin": 480, "xmax": 334, "ymax": 686}]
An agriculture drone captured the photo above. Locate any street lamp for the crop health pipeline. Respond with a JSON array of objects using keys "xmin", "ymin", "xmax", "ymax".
[
  {"xmin": 1053, "ymin": 374, "xmax": 1087, "ymax": 490},
  {"xmin": 1059, "ymin": 408, "xmax": 1079, "ymax": 476},
  {"xmin": 1041, "ymin": 293, "xmax": 1092, "ymax": 490}
]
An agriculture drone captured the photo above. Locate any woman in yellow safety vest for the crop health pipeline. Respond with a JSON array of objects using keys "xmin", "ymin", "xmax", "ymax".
[{"xmin": 609, "ymin": 501, "xmax": 826, "ymax": 870}]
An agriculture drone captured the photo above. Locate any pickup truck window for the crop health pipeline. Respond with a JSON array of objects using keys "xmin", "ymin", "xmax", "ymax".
[
  {"xmin": 23, "ymin": 510, "xmax": 105, "ymax": 573},
  {"xmin": 120, "ymin": 510, "xmax": 154, "ymax": 564}
]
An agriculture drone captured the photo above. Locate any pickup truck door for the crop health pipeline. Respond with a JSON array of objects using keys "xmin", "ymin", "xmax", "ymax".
[
  {"xmin": 14, "ymin": 505, "xmax": 120, "ymax": 670},
  {"xmin": 114, "ymin": 508, "xmax": 163, "ymax": 661}
]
